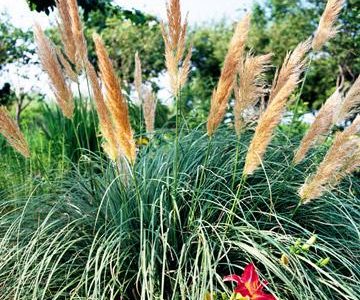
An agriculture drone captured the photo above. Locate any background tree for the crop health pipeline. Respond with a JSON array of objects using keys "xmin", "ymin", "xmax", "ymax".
[
  {"xmin": 0, "ymin": 14, "xmax": 39, "ymax": 125},
  {"xmin": 0, "ymin": 14, "xmax": 33, "ymax": 69},
  {"xmin": 249, "ymin": 0, "xmax": 360, "ymax": 108},
  {"xmin": 26, "ymin": 0, "xmax": 111, "ymax": 17}
]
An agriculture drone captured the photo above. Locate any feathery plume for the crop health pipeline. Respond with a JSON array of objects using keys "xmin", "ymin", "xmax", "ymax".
[
  {"xmin": 34, "ymin": 23, "xmax": 74, "ymax": 118},
  {"xmin": 207, "ymin": 14, "xmax": 251, "ymax": 136},
  {"xmin": 336, "ymin": 75, "xmax": 360, "ymax": 122},
  {"xmin": 93, "ymin": 33, "xmax": 136, "ymax": 163},
  {"xmin": 269, "ymin": 39, "xmax": 311, "ymax": 103},
  {"xmin": 299, "ymin": 115, "xmax": 360, "ymax": 203},
  {"xmin": 134, "ymin": 52, "xmax": 143, "ymax": 104},
  {"xmin": 294, "ymin": 89, "xmax": 342, "ymax": 164},
  {"xmin": 161, "ymin": 0, "xmax": 192, "ymax": 96},
  {"xmin": 85, "ymin": 60, "xmax": 120, "ymax": 161},
  {"xmin": 55, "ymin": 0, "xmax": 77, "ymax": 65},
  {"xmin": 234, "ymin": 53, "xmax": 272, "ymax": 135},
  {"xmin": 143, "ymin": 88, "xmax": 157, "ymax": 136},
  {"xmin": 0, "ymin": 107, "xmax": 30, "ymax": 157},
  {"xmin": 243, "ymin": 40, "xmax": 311, "ymax": 175},
  {"xmin": 56, "ymin": 47, "xmax": 78, "ymax": 83},
  {"xmin": 67, "ymin": 0, "xmax": 88, "ymax": 66},
  {"xmin": 312, "ymin": 0, "xmax": 345, "ymax": 51}
]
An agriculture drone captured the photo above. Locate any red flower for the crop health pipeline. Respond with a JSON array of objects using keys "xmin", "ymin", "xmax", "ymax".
[{"xmin": 224, "ymin": 263, "xmax": 276, "ymax": 300}]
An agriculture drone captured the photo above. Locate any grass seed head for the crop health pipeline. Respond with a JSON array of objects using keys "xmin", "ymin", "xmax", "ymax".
[
  {"xmin": 0, "ymin": 106, "xmax": 30, "ymax": 157},
  {"xmin": 312, "ymin": 0, "xmax": 345, "ymax": 51},
  {"xmin": 299, "ymin": 115, "xmax": 360, "ymax": 203},
  {"xmin": 294, "ymin": 89, "xmax": 343, "ymax": 164},
  {"xmin": 55, "ymin": 0, "xmax": 77, "ymax": 66},
  {"xmin": 85, "ymin": 60, "xmax": 120, "ymax": 161},
  {"xmin": 207, "ymin": 14, "xmax": 251, "ymax": 136},
  {"xmin": 67, "ymin": 0, "xmax": 88, "ymax": 68},
  {"xmin": 243, "ymin": 39, "xmax": 311, "ymax": 175},
  {"xmin": 161, "ymin": 0, "xmax": 192, "ymax": 96},
  {"xmin": 336, "ymin": 75, "xmax": 360, "ymax": 122},
  {"xmin": 93, "ymin": 33, "xmax": 136, "ymax": 163},
  {"xmin": 34, "ymin": 23, "xmax": 74, "ymax": 119},
  {"xmin": 234, "ymin": 52, "xmax": 272, "ymax": 135}
]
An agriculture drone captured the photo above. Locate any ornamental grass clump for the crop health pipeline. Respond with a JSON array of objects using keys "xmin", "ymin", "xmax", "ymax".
[{"xmin": 0, "ymin": 0, "xmax": 359, "ymax": 299}]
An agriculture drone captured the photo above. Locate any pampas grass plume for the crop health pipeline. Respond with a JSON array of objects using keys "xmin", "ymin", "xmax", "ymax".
[
  {"xmin": 0, "ymin": 107, "xmax": 30, "ymax": 158},
  {"xmin": 312, "ymin": 0, "xmax": 345, "ymax": 51},
  {"xmin": 55, "ymin": 0, "xmax": 77, "ymax": 65},
  {"xmin": 134, "ymin": 52, "xmax": 143, "ymax": 104},
  {"xmin": 143, "ymin": 89, "xmax": 157, "ymax": 136},
  {"xmin": 161, "ymin": 0, "xmax": 192, "ymax": 96},
  {"xmin": 243, "ymin": 39, "xmax": 311, "ymax": 175},
  {"xmin": 299, "ymin": 115, "xmax": 360, "ymax": 203},
  {"xmin": 207, "ymin": 14, "xmax": 251, "ymax": 136},
  {"xmin": 234, "ymin": 53, "xmax": 272, "ymax": 135},
  {"xmin": 294, "ymin": 89, "xmax": 342, "ymax": 164},
  {"xmin": 34, "ymin": 23, "xmax": 74, "ymax": 119},
  {"xmin": 93, "ymin": 33, "xmax": 136, "ymax": 163},
  {"xmin": 85, "ymin": 60, "xmax": 120, "ymax": 161},
  {"xmin": 67, "ymin": 0, "xmax": 88, "ymax": 66},
  {"xmin": 336, "ymin": 75, "xmax": 360, "ymax": 122}
]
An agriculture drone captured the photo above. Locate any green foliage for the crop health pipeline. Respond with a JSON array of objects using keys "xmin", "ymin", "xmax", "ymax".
[
  {"xmin": 94, "ymin": 18, "xmax": 164, "ymax": 83},
  {"xmin": 26, "ymin": 0, "xmax": 112, "ymax": 16},
  {"xmin": 181, "ymin": 24, "xmax": 233, "ymax": 122},
  {"xmin": 0, "ymin": 83, "xmax": 13, "ymax": 106},
  {"xmin": 0, "ymin": 14, "xmax": 34, "ymax": 68},
  {"xmin": 0, "ymin": 128, "xmax": 359, "ymax": 299}
]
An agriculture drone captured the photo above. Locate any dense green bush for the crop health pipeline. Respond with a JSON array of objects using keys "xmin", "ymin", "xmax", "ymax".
[{"xmin": 0, "ymin": 127, "xmax": 359, "ymax": 299}]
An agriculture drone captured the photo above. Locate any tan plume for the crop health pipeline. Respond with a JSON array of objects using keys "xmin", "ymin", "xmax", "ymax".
[
  {"xmin": 34, "ymin": 23, "xmax": 74, "ymax": 119},
  {"xmin": 294, "ymin": 89, "xmax": 343, "ymax": 164},
  {"xmin": 161, "ymin": 0, "xmax": 192, "ymax": 96},
  {"xmin": 93, "ymin": 33, "xmax": 136, "ymax": 163},
  {"xmin": 312, "ymin": 0, "xmax": 345, "ymax": 51},
  {"xmin": 85, "ymin": 60, "xmax": 120, "ymax": 161},
  {"xmin": 67, "ymin": 0, "xmax": 88, "ymax": 67},
  {"xmin": 143, "ymin": 88, "xmax": 157, "ymax": 136},
  {"xmin": 207, "ymin": 14, "xmax": 251, "ymax": 136},
  {"xmin": 55, "ymin": 0, "xmax": 77, "ymax": 65},
  {"xmin": 336, "ymin": 75, "xmax": 360, "ymax": 122},
  {"xmin": 299, "ymin": 115, "xmax": 360, "ymax": 203},
  {"xmin": 269, "ymin": 39, "xmax": 311, "ymax": 103},
  {"xmin": 134, "ymin": 52, "xmax": 143, "ymax": 104},
  {"xmin": 243, "ymin": 40, "xmax": 311, "ymax": 175},
  {"xmin": 0, "ymin": 107, "xmax": 30, "ymax": 157},
  {"xmin": 56, "ymin": 47, "xmax": 78, "ymax": 83},
  {"xmin": 234, "ymin": 53, "xmax": 272, "ymax": 135}
]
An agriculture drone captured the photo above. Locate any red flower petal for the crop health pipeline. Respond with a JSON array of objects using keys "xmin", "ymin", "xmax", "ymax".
[
  {"xmin": 234, "ymin": 285, "xmax": 251, "ymax": 296},
  {"xmin": 241, "ymin": 263, "xmax": 263, "ymax": 294},
  {"xmin": 223, "ymin": 274, "xmax": 242, "ymax": 285}
]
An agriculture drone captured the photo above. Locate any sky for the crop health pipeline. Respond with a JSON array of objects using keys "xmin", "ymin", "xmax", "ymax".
[
  {"xmin": 0, "ymin": 0, "xmax": 255, "ymax": 29},
  {"xmin": 0, "ymin": 0, "xmax": 255, "ymax": 102}
]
